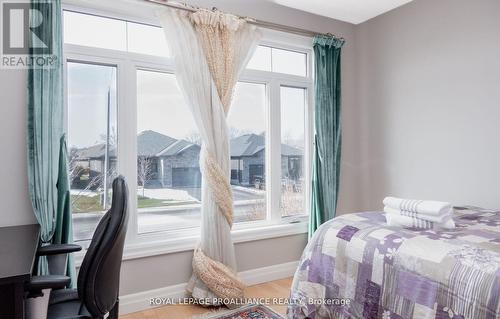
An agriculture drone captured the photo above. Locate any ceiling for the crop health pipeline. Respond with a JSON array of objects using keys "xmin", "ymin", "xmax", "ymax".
[{"xmin": 269, "ymin": 0, "xmax": 415, "ymax": 24}]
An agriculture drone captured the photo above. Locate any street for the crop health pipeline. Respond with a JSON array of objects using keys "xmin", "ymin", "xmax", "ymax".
[{"xmin": 73, "ymin": 187, "xmax": 266, "ymax": 242}]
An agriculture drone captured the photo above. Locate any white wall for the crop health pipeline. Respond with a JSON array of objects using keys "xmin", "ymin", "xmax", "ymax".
[
  {"xmin": 118, "ymin": 234, "xmax": 307, "ymax": 295},
  {"xmin": 356, "ymin": 0, "xmax": 500, "ymax": 210},
  {"xmin": 0, "ymin": 69, "xmax": 37, "ymax": 226}
]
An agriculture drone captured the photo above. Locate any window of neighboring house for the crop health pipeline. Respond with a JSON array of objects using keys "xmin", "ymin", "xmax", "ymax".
[
  {"xmin": 136, "ymin": 69, "xmax": 201, "ymax": 234},
  {"xmin": 280, "ymin": 86, "xmax": 306, "ymax": 217},
  {"xmin": 228, "ymin": 82, "xmax": 267, "ymax": 223},
  {"xmin": 67, "ymin": 61, "xmax": 118, "ymax": 242}
]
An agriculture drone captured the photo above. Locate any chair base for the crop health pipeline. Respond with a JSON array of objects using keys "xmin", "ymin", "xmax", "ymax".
[{"xmin": 26, "ymin": 288, "xmax": 51, "ymax": 319}]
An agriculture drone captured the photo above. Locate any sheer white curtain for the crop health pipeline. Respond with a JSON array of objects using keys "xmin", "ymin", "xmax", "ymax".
[{"xmin": 158, "ymin": 9, "xmax": 261, "ymax": 304}]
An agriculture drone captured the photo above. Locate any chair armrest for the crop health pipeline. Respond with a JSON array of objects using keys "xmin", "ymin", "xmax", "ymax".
[
  {"xmin": 37, "ymin": 244, "xmax": 82, "ymax": 256},
  {"xmin": 27, "ymin": 275, "xmax": 71, "ymax": 291}
]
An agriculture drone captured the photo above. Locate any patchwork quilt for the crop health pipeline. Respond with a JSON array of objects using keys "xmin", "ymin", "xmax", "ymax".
[{"xmin": 287, "ymin": 207, "xmax": 500, "ymax": 319}]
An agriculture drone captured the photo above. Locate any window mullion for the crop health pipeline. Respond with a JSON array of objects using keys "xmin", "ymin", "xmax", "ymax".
[
  {"xmin": 118, "ymin": 60, "xmax": 139, "ymax": 244},
  {"xmin": 268, "ymin": 80, "xmax": 281, "ymax": 222},
  {"xmin": 305, "ymin": 83, "xmax": 314, "ymax": 220}
]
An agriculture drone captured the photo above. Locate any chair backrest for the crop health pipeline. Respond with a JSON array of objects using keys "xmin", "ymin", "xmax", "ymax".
[{"xmin": 77, "ymin": 176, "xmax": 129, "ymax": 316}]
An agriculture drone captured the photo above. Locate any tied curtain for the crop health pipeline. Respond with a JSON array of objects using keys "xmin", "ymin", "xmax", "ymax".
[
  {"xmin": 309, "ymin": 35, "xmax": 345, "ymax": 238},
  {"xmin": 159, "ymin": 9, "xmax": 261, "ymax": 303},
  {"xmin": 27, "ymin": 0, "xmax": 76, "ymax": 286}
]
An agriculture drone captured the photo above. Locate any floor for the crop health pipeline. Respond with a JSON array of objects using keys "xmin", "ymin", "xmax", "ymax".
[{"xmin": 121, "ymin": 277, "xmax": 293, "ymax": 319}]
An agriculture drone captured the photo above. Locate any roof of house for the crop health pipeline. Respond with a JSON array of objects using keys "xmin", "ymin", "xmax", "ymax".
[
  {"xmin": 230, "ymin": 134, "xmax": 303, "ymax": 157},
  {"xmin": 157, "ymin": 139, "xmax": 199, "ymax": 157},
  {"xmin": 137, "ymin": 130, "xmax": 177, "ymax": 157},
  {"xmin": 72, "ymin": 143, "xmax": 117, "ymax": 159},
  {"xmin": 73, "ymin": 130, "xmax": 196, "ymax": 159},
  {"xmin": 230, "ymin": 134, "xmax": 265, "ymax": 157},
  {"xmin": 73, "ymin": 131, "xmax": 302, "ymax": 160}
]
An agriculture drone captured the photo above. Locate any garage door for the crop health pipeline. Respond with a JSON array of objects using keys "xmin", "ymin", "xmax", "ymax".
[
  {"xmin": 249, "ymin": 164, "xmax": 264, "ymax": 184},
  {"xmin": 172, "ymin": 167, "xmax": 201, "ymax": 187}
]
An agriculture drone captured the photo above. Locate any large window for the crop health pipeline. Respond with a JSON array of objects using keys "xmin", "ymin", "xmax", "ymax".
[
  {"xmin": 64, "ymin": 10, "xmax": 312, "ymax": 246},
  {"xmin": 67, "ymin": 62, "xmax": 117, "ymax": 242},
  {"xmin": 229, "ymin": 82, "xmax": 267, "ymax": 223},
  {"xmin": 136, "ymin": 70, "xmax": 201, "ymax": 234},
  {"xmin": 280, "ymin": 87, "xmax": 306, "ymax": 217}
]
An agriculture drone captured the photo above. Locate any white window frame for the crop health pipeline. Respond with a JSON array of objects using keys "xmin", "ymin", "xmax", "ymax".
[{"xmin": 62, "ymin": 4, "xmax": 314, "ymax": 264}]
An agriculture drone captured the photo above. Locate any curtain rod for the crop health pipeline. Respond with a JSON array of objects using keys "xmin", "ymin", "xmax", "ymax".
[{"xmin": 143, "ymin": 0, "xmax": 344, "ymax": 40}]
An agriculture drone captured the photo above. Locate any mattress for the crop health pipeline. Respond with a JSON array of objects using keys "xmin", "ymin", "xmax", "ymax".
[{"xmin": 287, "ymin": 207, "xmax": 500, "ymax": 319}]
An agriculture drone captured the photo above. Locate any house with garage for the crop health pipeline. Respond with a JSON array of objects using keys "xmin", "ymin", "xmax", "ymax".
[
  {"xmin": 72, "ymin": 130, "xmax": 201, "ymax": 189},
  {"xmin": 230, "ymin": 134, "xmax": 303, "ymax": 188}
]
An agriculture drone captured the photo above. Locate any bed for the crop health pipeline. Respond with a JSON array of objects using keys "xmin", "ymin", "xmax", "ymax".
[{"xmin": 287, "ymin": 207, "xmax": 500, "ymax": 319}]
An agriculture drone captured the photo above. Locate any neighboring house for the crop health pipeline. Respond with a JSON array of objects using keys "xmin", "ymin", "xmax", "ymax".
[
  {"xmin": 136, "ymin": 131, "xmax": 201, "ymax": 188},
  {"xmin": 72, "ymin": 130, "xmax": 201, "ymax": 189},
  {"xmin": 70, "ymin": 144, "xmax": 117, "ymax": 190},
  {"xmin": 230, "ymin": 134, "xmax": 303, "ymax": 187},
  {"xmin": 71, "ymin": 131, "xmax": 302, "ymax": 190}
]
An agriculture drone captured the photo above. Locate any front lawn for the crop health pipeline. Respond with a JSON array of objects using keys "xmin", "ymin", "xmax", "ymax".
[{"xmin": 71, "ymin": 194, "xmax": 198, "ymax": 213}]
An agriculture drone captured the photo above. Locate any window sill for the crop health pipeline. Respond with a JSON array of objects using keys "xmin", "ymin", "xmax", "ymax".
[{"xmin": 74, "ymin": 219, "xmax": 308, "ymax": 266}]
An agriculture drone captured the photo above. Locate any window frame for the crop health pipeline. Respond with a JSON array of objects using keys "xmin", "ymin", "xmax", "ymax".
[{"xmin": 62, "ymin": 5, "xmax": 314, "ymax": 262}]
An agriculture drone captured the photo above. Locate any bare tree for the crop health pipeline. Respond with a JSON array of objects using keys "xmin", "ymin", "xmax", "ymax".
[
  {"xmin": 229, "ymin": 127, "xmax": 252, "ymax": 139},
  {"xmin": 184, "ymin": 130, "xmax": 202, "ymax": 145},
  {"xmin": 68, "ymin": 147, "xmax": 119, "ymax": 212},
  {"xmin": 98, "ymin": 125, "xmax": 117, "ymax": 146},
  {"xmin": 137, "ymin": 157, "xmax": 154, "ymax": 197}
]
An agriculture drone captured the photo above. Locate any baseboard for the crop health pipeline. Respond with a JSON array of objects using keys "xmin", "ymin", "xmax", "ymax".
[
  {"xmin": 119, "ymin": 260, "xmax": 299, "ymax": 315},
  {"xmin": 238, "ymin": 261, "xmax": 298, "ymax": 286},
  {"xmin": 119, "ymin": 282, "xmax": 188, "ymax": 315}
]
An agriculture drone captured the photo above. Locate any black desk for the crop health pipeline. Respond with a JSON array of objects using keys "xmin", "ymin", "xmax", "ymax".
[{"xmin": 0, "ymin": 224, "xmax": 40, "ymax": 319}]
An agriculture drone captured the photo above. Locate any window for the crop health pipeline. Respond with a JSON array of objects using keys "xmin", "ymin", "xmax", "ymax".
[
  {"xmin": 247, "ymin": 45, "xmax": 307, "ymax": 76},
  {"xmin": 246, "ymin": 46, "xmax": 271, "ymax": 72},
  {"xmin": 64, "ymin": 11, "xmax": 169, "ymax": 57},
  {"xmin": 127, "ymin": 23, "xmax": 170, "ymax": 56},
  {"xmin": 272, "ymin": 48, "xmax": 307, "ymax": 77},
  {"xmin": 280, "ymin": 87, "xmax": 306, "ymax": 217},
  {"xmin": 136, "ymin": 70, "xmax": 201, "ymax": 234},
  {"xmin": 64, "ymin": 11, "xmax": 127, "ymax": 51},
  {"xmin": 64, "ymin": 9, "xmax": 312, "ymax": 246},
  {"xmin": 67, "ymin": 62, "xmax": 117, "ymax": 242},
  {"xmin": 228, "ymin": 82, "xmax": 267, "ymax": 223}
]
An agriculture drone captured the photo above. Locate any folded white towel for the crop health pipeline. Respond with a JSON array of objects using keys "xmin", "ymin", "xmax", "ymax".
[
  {"xmin": 383, "ymin": 206, "xmax": 451, "ymax": 223},
  {"xmin": 386, "ymin": 213, "xmax": 456, "ymax": 230},
  {"xmin": 383, "ymin": 197, "xmax": 452, "ymax": 217}
]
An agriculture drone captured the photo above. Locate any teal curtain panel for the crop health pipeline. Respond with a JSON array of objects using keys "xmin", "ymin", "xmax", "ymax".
[
  {"xmin": 27, "ymin": 0, "xmax": 75, "ymax": 285},
  {"xmin": 309, "ymin": 35, "xmax": 345, "ymax": 238}
]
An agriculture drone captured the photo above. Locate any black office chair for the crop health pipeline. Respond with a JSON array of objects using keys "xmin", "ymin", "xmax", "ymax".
[{"xmin": 29, "ymin": 176, "xmax": 129, "ymax": 319}]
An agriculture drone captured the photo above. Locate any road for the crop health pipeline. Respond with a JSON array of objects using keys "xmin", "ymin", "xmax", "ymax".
[{"xmin": 73, "ymin": 187, "xmax": 266, "ymax": 242}]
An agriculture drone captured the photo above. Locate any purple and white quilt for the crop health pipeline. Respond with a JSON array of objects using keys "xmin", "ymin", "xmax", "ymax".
[{"xmin": 287, "ymin": 207, "xmax": 500, "ymax": 319}]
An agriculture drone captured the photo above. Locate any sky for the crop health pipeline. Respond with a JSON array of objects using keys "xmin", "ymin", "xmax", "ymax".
[
  {"xmin": 68, "ymin": 66, "xmax": 305, "ymax": 150},
  {"xmin": 67, "ymin": 62, "xmax": 117, "ymax": 148}
]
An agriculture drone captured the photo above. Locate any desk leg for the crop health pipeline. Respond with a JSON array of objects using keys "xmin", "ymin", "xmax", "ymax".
[
  {"xmin": 14, "ymin": 283, "xmax": 25, "ymax": 319},
  {"xmin": 0, "ymin": 282, "xmax": 24, "ymax": 319}
]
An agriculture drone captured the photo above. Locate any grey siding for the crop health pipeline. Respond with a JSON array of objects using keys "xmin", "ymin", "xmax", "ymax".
[{"xmin": 159, "ymin": 147, "xmax": 200, "ymax": 187}]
